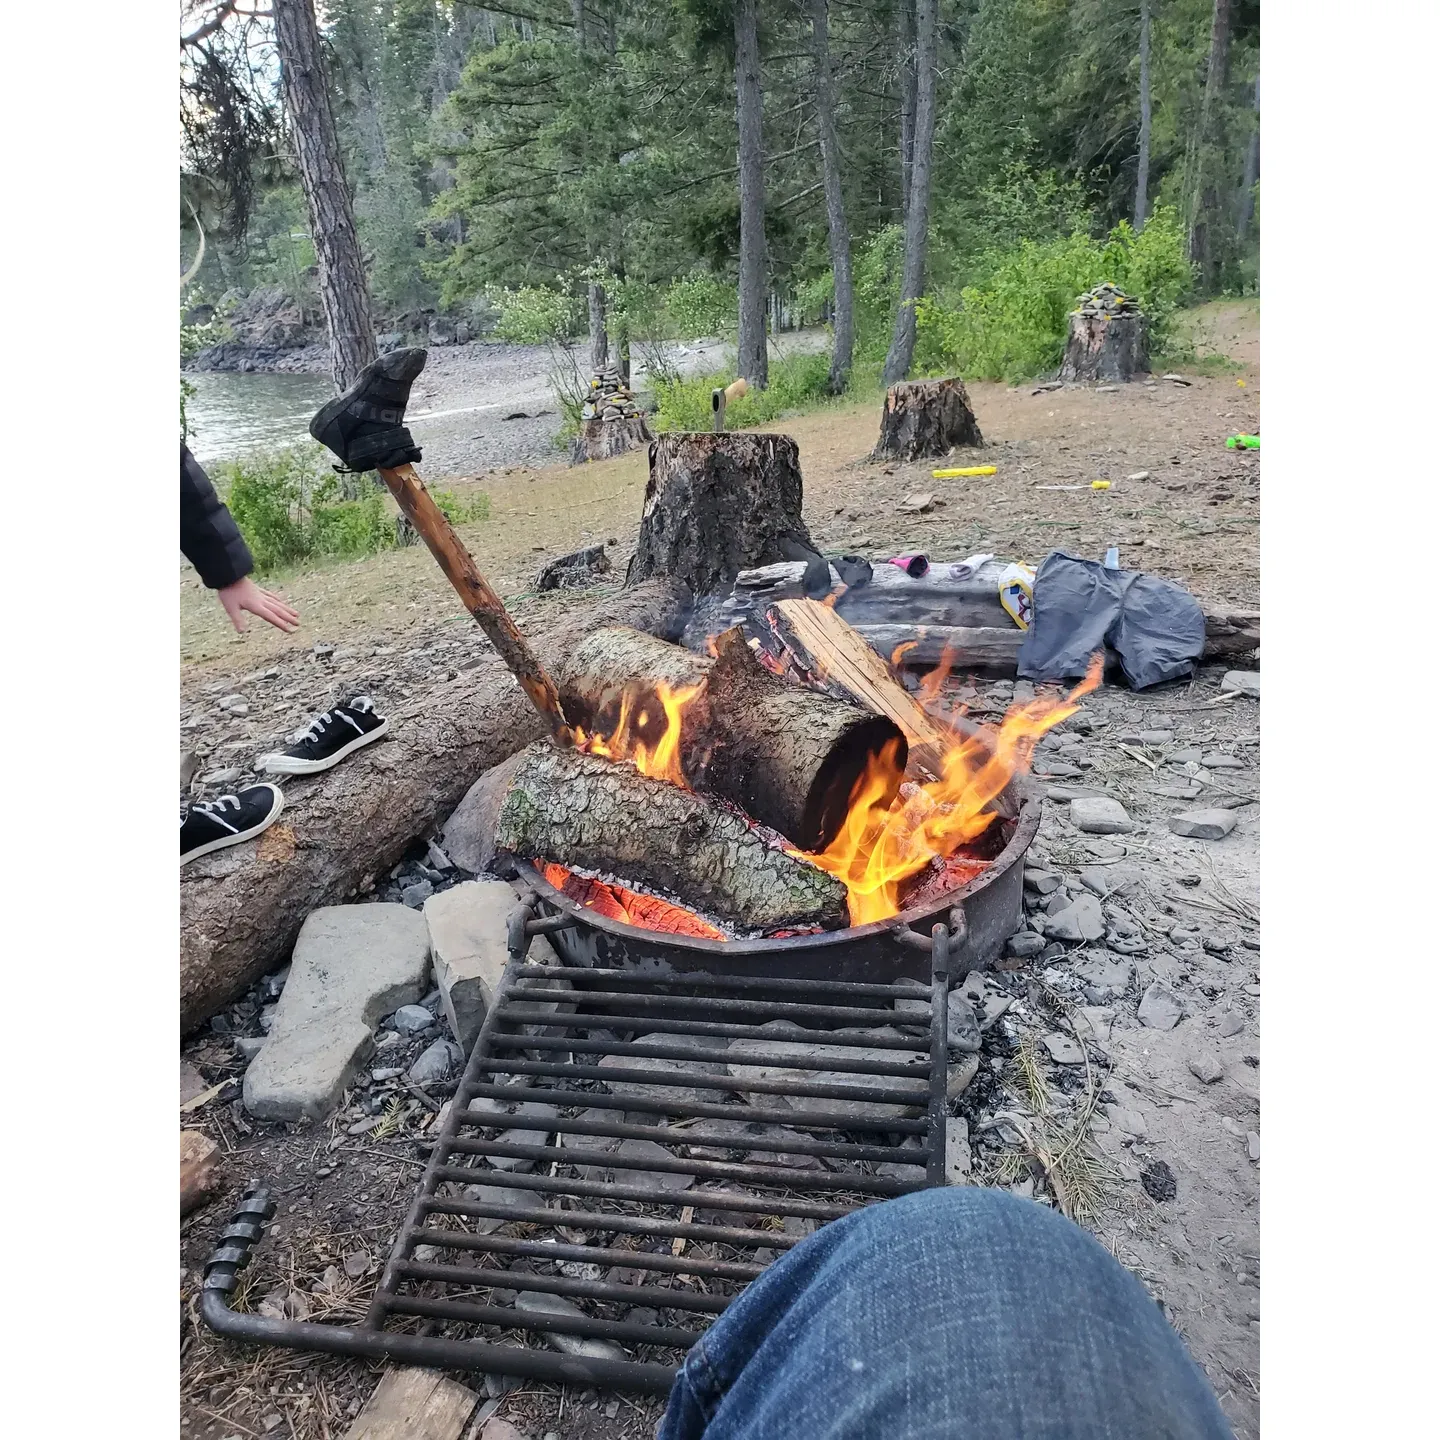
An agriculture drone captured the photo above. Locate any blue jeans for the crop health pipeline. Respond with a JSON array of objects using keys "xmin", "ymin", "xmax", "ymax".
[{"xmin": 658, "ymin": 1188, "xmax": 1233, "ymax": 1440}]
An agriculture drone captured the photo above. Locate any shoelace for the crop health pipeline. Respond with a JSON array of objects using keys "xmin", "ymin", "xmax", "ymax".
[
  {"xmin": 195, "ymin": 794, "xmax": 242, "ymax": 817},
  {"xmin": 298, "ymin": 699, "xmax": 374, "ymax": 746}
]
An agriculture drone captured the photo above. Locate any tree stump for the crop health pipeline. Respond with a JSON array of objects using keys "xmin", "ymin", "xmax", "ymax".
[
  {"xmin": 871, "ymin": 378, "xmax": 983, "ymax": 461},
  {"xmin": 626, "ymin": 432, "xmax": 820, "ymax": 597},
  {"xmin": 1059, "ymin": 287, "xmax": 1149, "ymax": 383},
  {"xmin": 568, "ymin": 414, "xmax": 653, "ymax": 466}
]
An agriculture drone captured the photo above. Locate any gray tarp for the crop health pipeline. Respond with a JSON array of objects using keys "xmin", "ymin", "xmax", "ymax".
[{"xmin": 1017, "ymin": 550, "xmax": 1207, "ymax": 690}]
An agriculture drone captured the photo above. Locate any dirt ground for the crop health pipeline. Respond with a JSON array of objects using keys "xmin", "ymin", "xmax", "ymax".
[{"xmin": 180, "ymin": 305, "xmax": 1260, "ymax": 1440}]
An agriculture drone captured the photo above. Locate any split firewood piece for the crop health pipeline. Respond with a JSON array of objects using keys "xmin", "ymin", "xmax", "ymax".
[
  {"xmin": 343, "ymin": 1366, "xmax": 479, "ymax": 1440},
  {"xmin": 492, "ymin": 743, "xmax": 851, "ymax": 932},
  {"xmin": 181, "ymin": 1129, "xmax": 222, "ymax": 1216},
  {"xmin": 548, "ymin": 623, "xmax": 905, "ymax": 851}
]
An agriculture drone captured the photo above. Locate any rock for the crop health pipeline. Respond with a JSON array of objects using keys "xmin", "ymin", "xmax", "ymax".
[
  {"xmin": 1137, "ymin": 981, "xmax": 1184, "ymax": 1030},
  {"xmin": 1167, "ymin": 747, "xmax": 1203, "ymax": 766},
  {"xmin": 461, "ymin": 1182, "xmax": 543, "ymax": 1234},
  {"xmin": 1169, "ymin": 807, "xmax": 1237, "ymax": 839},
  {"xmin": 1043, "ymin": 893, "xmax": 1106, "ymax": 943},
  {"xmin": 423, "ymin": 880, "xmax": 523, "ymax": 1050},
  {"xmin": 1041, "ymin": 1032, "xmax": 1085, "ymax": 1065},
  {"xmin": 1201, "ymin": 752, "xmax": 1246, "ymax": 770},
  {"xmin": 1216, "ymin": 1009, "xmax": 1246, "ymax": 1037},
  {"xmin": 180, "ymin": 1059, "xmax": 209, "ymax": 1106},
  {"xmin": 409, "ymin": 1038, "xmax": 463, "ymax": 1086},
  {"xmin": 1186, "ymin": 1052, "xmax": 1225, "ymax": 1084},
  {"xmin": 1022, "ymin": 868, "xmax": 1063, "ymax": 896},
  {"xmin": 1151, "ymin": 780, "xmax": 1205, "ymax": 800},
  {"xmin": 1105, "ymin": 1104, "xmax": 1148, "ymax": 1139},
  {"xmin": 957, "ymin": 971, "xmax": 1013, "ymax": 1030},
  {"xmin": 1073, "ymin": 953, "xmax": 1134, "ymax": 1004},
  {"xmin": 599, "ymin": 1036, "xmax": 730, "ymax": 1109},
  {"xmin": 200, "ymin": 767, "xmax": 243, "ymax": 786},
  {"xmin": 1221, "ymin": 671, "xmax": 1260, "ymax": 697},
  {"xmin": 234, "ymin": 1036, "xmax": 266, "ymax": 1062},
  {"xmin": 391, "ymin": 1004, "xmax": 434, "ymax": 1036},
  {"xmin": 400, "ymin": 879, "xmax": 434, "ymax": 909},
  {"xmin": 1069, "ymin": 797, "xmax": 1134, "ymax": 834},
  {"xmin": 513, "ymin": 1290, "xmax": 627, "ymax": 1361},
  {"xmin": 1007, "ymin": 931, "xmax": 1046, "ymax": 958},
  {"xmin": 181, "ymin": 750, "xmax": 200, "ymax": 790},
  {"xmin": 947, "ymin": 992, "xmax": 982, "ymax": 1053},
  {"xmin": 945, "ymin": 1116, "xmax": 972, "ymax": 1183},
  {"xmin": 343, "ymin": 1250, "xmax": 372, "ymax": 1279},
  {"xmin": 947, "ymin": 1054, "xmax": 980, "ymax": 1100},
  {"xmin": 1119, "ymin": 730, "xmax": 1174, "ymax": 746},
  {"xmin": 242, "ymin": 905, "xmax": 431, "ymax": 1122},
  {"xmin": 1035, "ymin": 759, "xmax": 1083, "ymax": 779},
  {"xmin": 601, "ymin": 1137, "xmax": 695, "ymax": 1192},
  {"xmin": 1075, "ymin": 1007, "xmax": 1114, "ymax": 1047},
  {"xmin": 1246, "ymin": 1131, "xmax": 1260, "ymax": 1162},
  {"xmin": 485, "ymin": 1101, "xmax": 560, "ymax": 1173},
  {"xmin": 1140, "ymin": 1159, "xmax": 1177, "ymax": 1201},
  {"xmin": 727, "ymin": 1024, "xmax": 922, "ymax": 1121},
  {"xmin": 479, "ymin": 1419, "xmax": 526, "ymax": 1440}
]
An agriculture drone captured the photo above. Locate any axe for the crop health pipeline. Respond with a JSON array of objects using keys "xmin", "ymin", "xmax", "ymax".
[
  {"xmin": 309, "ymin": 349, "xmax": 572, "ymax": 743},
  {"xmin": 711, "ymin": 377, "xmax": 748, "ymax": 432}
]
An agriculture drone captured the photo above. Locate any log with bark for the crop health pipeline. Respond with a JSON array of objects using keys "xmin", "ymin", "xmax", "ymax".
[
  {"xmin": 1059, "ymin": 310, "xmax": 1149, "ymax": 384},
  {"xmin": 492, "ymin": 743, "xmax": 850, "ymax": 932},
  {"xmin": 871, "ymin": 378, "xmax": 983, "ymax": 461},
  {"xmin": 545, "ymin": 623, "xmax": 905, "ymax": 851},
  {"xmin": 180, "ymin": 579, "xmax": 691, "ymax": 1036},
  {"xmin": 625, "ymin": 433, "xmax": 822, "ymax": 598}
]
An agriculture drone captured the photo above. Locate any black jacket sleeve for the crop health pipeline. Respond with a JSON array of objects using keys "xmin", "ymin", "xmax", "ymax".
[{"xmin": 181, "ymin": 443, "xmax": 253, "ymax": 590}]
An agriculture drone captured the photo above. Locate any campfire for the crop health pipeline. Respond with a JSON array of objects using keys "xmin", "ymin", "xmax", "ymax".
[{"xmin": 525, "ymin": 636, "xmax": 1102, "ymax": 937}]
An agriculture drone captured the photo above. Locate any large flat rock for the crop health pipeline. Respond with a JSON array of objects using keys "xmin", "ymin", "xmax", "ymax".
[
  {"xmin": 244, "ymin": 904, "xmax": 431, "ymax": 1122},
  {"xmin": 423, "ymin": 879, "xmax": 520, "ymax": 1049}
]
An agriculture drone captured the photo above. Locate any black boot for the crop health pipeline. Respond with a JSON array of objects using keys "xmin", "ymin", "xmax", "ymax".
[{"xmin": 309, "ymin": 347, "xmax": 427, "ymax": 473}]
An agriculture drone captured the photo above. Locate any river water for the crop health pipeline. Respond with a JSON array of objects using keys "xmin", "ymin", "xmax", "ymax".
[{"xmin": 183, "ymin": 371, "xmax": 336, "ymax": 466}]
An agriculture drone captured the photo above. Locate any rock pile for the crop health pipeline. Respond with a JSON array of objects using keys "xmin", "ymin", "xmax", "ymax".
[
  {"xmin": 1071, "ymin": 281, "xmax": 1141, "ymax": 318},
  {"xmin": 581, "ymin": 366, "xmax": 643, "ymax": 422}
]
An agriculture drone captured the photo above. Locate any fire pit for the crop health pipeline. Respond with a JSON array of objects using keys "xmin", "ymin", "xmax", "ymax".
[{"xmin": 511, "ymin": 778, "xmax": 1039, "ymax": 985}]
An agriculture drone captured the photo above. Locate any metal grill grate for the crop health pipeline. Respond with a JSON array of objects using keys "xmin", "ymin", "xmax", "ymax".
[{"xmin": 203, "ymin": 922, "xmax": 957, "ymax": 1394}]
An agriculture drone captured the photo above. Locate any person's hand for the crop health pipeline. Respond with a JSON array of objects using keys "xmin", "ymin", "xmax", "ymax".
[{"xmin": 216, "ymin": 576, "xmax": 300, "ymax": 634}]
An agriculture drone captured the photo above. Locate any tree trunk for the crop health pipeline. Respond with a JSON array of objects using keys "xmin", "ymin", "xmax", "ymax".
[
  {"xmin": 179, "ymin": 580, "xmax": 691, "ymax": 1035},
  {"xmin": 569, "ymin": 414, "xmax": 652, "ymax": 465},
  {"xmin": 1189, "ymin": 0, "xmax": 1233, "ymax": 290},
  {"xmin": 871, "ymin": 378, "xmax": 983, "ymax": 461},
  {"xmin": 492, "ymin": 745, "xmax": 851, "ymax": 932},
  {"xmin": 897, "ymin": 0, "xmax": 917, "ymax": 222},
  {"xmin": 734, "ymin": 0, "xmax": 768, "ymax": 389},
  {"xmin": 625, "ymin": 432, "xmax": 820, "ymax": 599},
  {"xmin": 1134, "ymin": 0, "xmax": 1152, "ymax": 231},
  {"xmin": 1237, "ymin": 68, "xmax": 1259, "ymax": 244},
  {"xmin": 1059, "ymin": 311, "xmax": 1149, "ymax": 383},
  {"xmin": 809, "ymin": 0, "xmax": 854, "ymax": 394},
  {"xmin": 570, "ymin": 0, "xmax": 586, "ymax": 46},
  {"xmin": 883, "ymin": 0, "xmax": 937, "ymax": 384},
  {"xmin": 587, "ymin": 281, "xmax": 609, "ymax": 372},
  {"xmin": 546, "ymin": 624, "xmax": 906, "ymax": 851},
  {"xmin": 273, "ymin": 0, "xmax": 378, "ymax": 390}
]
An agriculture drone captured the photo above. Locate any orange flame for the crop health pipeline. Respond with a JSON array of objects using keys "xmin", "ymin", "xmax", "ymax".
[
  {"xmin": 571, "ymin": 679, "xmax": 703, "ymax": 786},
  {"xmin": 803, "ymin": 654, "xmax": 1103, "ymax": 926}
]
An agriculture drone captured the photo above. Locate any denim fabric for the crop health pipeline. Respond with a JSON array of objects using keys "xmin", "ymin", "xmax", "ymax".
[{"xmin": 658, "ymin": 1188, "xmax": 1232, "ymax": 1440}]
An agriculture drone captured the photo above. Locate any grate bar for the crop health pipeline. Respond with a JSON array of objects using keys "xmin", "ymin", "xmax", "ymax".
[
  {"xmin": 499, "ymin": 1007, "xmax": 931, "ymax": 1049},
  {"xmin": 384, "ymin": 1294, "xmax": 703, "ymax": 1350},
  {"xmin": 396, "ymin": 1262, "xmax": 740, "ymax": 1313},
  {"xmin": 513, "ymin": 963, "xmax": 933, "ymax": 999},
  {"xmin": 506, "ymin": 985, "xmax": 912, "ymax": 1027}
]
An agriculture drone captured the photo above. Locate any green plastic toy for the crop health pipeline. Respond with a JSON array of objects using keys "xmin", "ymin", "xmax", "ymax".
[{"xmin": 1226, "ymin": 434, "xmax": 1260, "ymax": 450}]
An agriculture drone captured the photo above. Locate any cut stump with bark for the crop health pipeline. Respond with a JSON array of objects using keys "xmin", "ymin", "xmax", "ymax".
[
  {"xmin": 546, "ymin": 623, "xmax": 906, "ymax": 851},
  {"xmin": 1059, "ymin": 311, "xmax": 1149, "ymax": 383},
  {"xmin": 492, "ymin": 743, "xmax": 850, "ymax": 932},
  {"xmin": 871, "ymin": 378, "xmax": 983, "ymax": 462},
  {"xmin": 625, "ymin": 432, "xmax": 819, "ymax": 598},
  {"xmin": 569, "ymin": 414, "xmax": 653, "ymax": 466},
  {"xmin": 180, "ymin": 580, "xmax": 691, "ymax": 1036}
]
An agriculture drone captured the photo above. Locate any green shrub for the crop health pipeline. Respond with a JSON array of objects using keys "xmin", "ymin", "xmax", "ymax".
[
  {"xmin": 661, "ymin": 273, "xmax": 735, "ymax": 341},
  {"xmin": 653, "ymin": 350, "xmax": 865, "ymax": 432},
  {"xmin": 490, "ymin": 285, "xmax": 580, "ymax": 344},
  {"xmin": 853, "ymin": 224, "xmax": 905, "ymax": 359},
  {"xmin": 433, "ymin": 488, "xmax": 492, "ymax": 525},
  {"xmin": 913, "ymin": 205, "xmax": 1194, "ymax": 383},
  {"xmin": 217, "ymin": 444, "xmax": 403, "ymax": 575}
]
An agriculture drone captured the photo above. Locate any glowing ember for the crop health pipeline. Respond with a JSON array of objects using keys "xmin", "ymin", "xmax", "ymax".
[
  {"xmin": 540, "ymin": 861, "xmax": 727, "ymax": 939},
  {"xmin": 801, "ymin": 655, "xmax": 1103, "ymax": 926}
]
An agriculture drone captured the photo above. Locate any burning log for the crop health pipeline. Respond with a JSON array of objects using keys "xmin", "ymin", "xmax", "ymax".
[
  {"xmin": 491, "ymin": 743, "xmax": 851, "ymax": 932},
  {"xmin": 180, "ymin": 579, "xmax": 691, "ymax": 1035},
  {"xmin": 871, "ymin": 378, "xmax": 983, "ymax": 462},
  {"xmin": 546, "ymin": 623, "xmax": 906, "ymax": 851},
  {"xmin": 625, "ymin": 432, "xmax": 823, "ymax": 598}
]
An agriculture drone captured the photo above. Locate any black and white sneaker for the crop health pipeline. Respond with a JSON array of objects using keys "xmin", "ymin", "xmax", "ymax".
[
  {"xmin": 259, "ymin": 697, "xmax": 390, "ymax": 776},
  {"xmin": 181, "ymin": 785, "xmax": 285, "ymax": 866}
]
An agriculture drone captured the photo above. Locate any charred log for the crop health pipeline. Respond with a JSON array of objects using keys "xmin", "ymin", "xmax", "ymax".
[
  {"xmin": 625, "ymin": 432, "xmax": 821, "ymax": 598},
  {"xmin": 871, "ymin": 378, "xmax": 983, "ymax": 462},
  {"xmin": 492, "ymin": 743, "xmax": 851, "ymax": 932}
]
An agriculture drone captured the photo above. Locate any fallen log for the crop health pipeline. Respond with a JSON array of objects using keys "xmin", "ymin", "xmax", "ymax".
[
  {"xmin": 546, "ymin": 623, "xmax": 906, "ymax": 851},
  {"xmin": 871, "ymin": 378, "xmax": 983, "ymax": 461},
  {"xmin": 851, "ymin": 623, "xmax": 1025, "ymax": 671},
  {"xmin": 626, "ymin": 432, "xmax": 821, "ymax": 598},
  {"xmin": 180, "ymin": 579, "xmax": 691, "ymax": 1036},
  {"xmin": 493, "ymin": 743, "xmax": 850, "ymax": 932}
]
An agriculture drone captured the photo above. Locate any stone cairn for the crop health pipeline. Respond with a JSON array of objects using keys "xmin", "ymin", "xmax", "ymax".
[
  {"xmin": 1071, "ymin": 281, "xmax": 1140, "ymax": 321},
  {"xmin": 581, "ymin": 365, "xmax": 644, "ymax": 423}
]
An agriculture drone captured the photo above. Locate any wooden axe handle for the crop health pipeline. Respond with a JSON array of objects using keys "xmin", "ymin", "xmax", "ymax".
[{"xmin": 376, "ymin": 463, "xmax": 572, "ymax": 742}]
